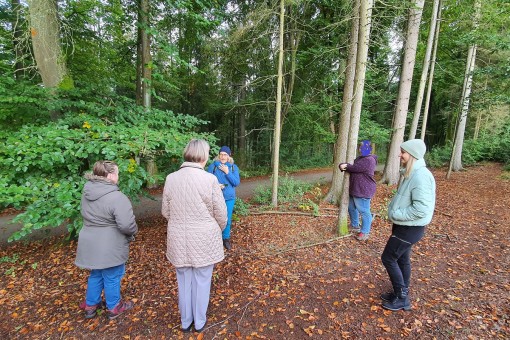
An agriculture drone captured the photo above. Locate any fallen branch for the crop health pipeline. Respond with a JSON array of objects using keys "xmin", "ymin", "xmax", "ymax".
[
  {"xmin": 262, "ymin": 234, "xmax": 352, "ymax": 258},
  {"xmin": 250, "ymin": 211, "xmax": 337, "ymax": 218},
  {"xmin": 206, "ymin": 293, "xmax": 264, "ymax": 335},
  {"xmin": 432, "ymin": 233, "xmax": 455, "ymax": 242},
  {"xmin": 435, "ymin": 209, "xmax": 453, "ymax": 217}
]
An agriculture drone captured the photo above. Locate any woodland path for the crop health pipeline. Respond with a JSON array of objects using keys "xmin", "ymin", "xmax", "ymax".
[{"xmin": 0, "ymin": 167, "xmax": 336, "ymax": 246}]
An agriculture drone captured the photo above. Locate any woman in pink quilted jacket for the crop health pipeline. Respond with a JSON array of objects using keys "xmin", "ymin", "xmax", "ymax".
[{"xmin": 162, "ymin": 139, "xmax": 227, "ymax": 334}]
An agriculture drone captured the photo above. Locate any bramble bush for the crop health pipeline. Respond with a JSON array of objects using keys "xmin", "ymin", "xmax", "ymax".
[{"xmin": 0, "ymin": 89, "xmax": 214, "ymax": 241}]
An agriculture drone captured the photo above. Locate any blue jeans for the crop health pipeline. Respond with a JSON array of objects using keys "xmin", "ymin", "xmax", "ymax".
[
  {"xmin": 381, "ymin": 224, "xmax": 425, "ymax": 291},
  {"xmin": 348, "ymin": 196, "xmax": 372, "ymax": 234},
  {"xmin": 86, "ymin": 263, "xmax": 125, "ymax": 310},
  {"xmin": 223, "ymin": 199, "xmax": 235, "ymax": 239}
]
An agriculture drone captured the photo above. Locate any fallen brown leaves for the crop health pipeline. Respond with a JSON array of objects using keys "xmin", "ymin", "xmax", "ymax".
[{"xmin": 0, "ymin": 163, "xmax": 509, "ymax": 339}]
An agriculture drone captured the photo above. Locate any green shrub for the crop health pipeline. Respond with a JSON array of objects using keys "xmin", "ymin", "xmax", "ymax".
[
  {"xmin": 233, "ymin": 197, "xmax": 250, "ymax": 217},
  {"xmin": 0, "ymin": 95, "xmax": 215, "ymax": 241},
  {"xmin": 252, "ymin": 175, "xmax": 312, "ymax": 205}
]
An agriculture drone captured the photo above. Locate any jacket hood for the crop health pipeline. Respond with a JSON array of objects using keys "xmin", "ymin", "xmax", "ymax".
[{"xmin": 83, "ymin": 173, "xmax": 119, "ymax": 201}]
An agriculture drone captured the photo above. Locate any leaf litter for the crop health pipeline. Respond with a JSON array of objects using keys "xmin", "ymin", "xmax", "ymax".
[{"xmin": 0, "ymin": 163, "xmax": 509, "ymax": 339}]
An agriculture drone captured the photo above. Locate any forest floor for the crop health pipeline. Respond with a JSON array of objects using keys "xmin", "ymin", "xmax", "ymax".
[{"xmin": 0, "ymin": 163, "xmax": 509, "ymax": 339}]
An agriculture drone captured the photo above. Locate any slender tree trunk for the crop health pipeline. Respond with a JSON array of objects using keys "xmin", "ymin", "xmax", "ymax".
[
  {"xmin": 408, "ymin": 0, "xmax": 440, "ymax": 139},
  {"xmin": 337, "ymin": 0, "xmax": 373, "ymax": 236},
  {"xmin": 238, "ymin": 79, "xmax": 247, "ymax": 168},
  {"xmin": 448, "ymin": 0, "xmax": 480, "ymax": 177},
  {"xmin": 137, "ymin": 0, "xmax": 157, "ymax": 188},
  {"xmin": 324, "ymin": 0, "xmax": 360, "ymax": 204},
  {"xmin": 271, "ymin": 0, "xmax": 285, "ymax": 208},
  {"xmin": 11, "ymin": 0, "xmax": 24, "ymax": 79},
  {"xmin": 27, "ymin": 0, "xmax": 70, "ymax": 89},
  {"xmin": 381, "ymin": 0, "xmax": 425, "ymax": 185},
  {"xmin": 281, "ymin": 5, "xmax": 302, "ymax": 128},
  {"xmin": 420, "ymin": 0, "xmax": 442, "ymax": 141},
  {"xmin": 140, "ymin": 0, "xmax": 151, "ymax": 109}
]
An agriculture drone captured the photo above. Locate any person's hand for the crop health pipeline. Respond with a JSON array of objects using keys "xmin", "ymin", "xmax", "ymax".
[
  {"xmin": 339, "ymin": 163, "xmax": 347, "ymax": 171},
  {"xmin": 219, "ymin": 164, "xmax": 229, "ymax": 174}
]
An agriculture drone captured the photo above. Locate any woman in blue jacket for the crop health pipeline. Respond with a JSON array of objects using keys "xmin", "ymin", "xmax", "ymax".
[
  {"xmin": 207, "ymin": 146, "xmax": 240, "ymax": 250},
  {"xmin": 381, "ymin": 139, "xmax": 436, "ymax": 311}
]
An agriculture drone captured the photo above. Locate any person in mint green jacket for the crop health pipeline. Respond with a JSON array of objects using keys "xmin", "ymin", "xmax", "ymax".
[{"xmin": 380, "ymin": 139, "xmax": 436, "ymax": 312}]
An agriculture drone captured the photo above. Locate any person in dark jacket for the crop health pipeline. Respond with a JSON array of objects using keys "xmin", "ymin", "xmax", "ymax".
[
  {"xmin": 207, "ymin": 146, "xmax": 240, "ymax": 250},
  {"xmin": 75, "ymin": 160, "xmax": 138, "ymax": 320},
  {"xmin": 339, "ymin": 140, "xmax": 377, "ymax": 241}
]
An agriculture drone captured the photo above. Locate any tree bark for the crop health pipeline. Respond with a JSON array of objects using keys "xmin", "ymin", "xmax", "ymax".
[
  {"xmin": 408, "ymin": 0, "xmax": 440, "ymax": 139},
  {"xmin": 324, "ymin": 0, "xmax": 360, "ymax": 205},
  {"xmin": 140, "ymin": 0, "xmax": 151, "ymax": 109},
  {"xmin": 11, "ymin": 0, "xmax": 24, "ymax": 79},
  {"xmin": 337, "ymin": 0, "xmax": 373, "ymax": 236},
  {"xmin": 28, "ymin": 0, "xmax": 70, "ymax": 89},
  {"xmin": 381, "ymin": 0, "xmax": 425, "ymax": 185},
  {"xmin": 271, "ymin": 0, "xmax": 285, "ymax": 208},
  {"xmin": 420, "ymin": 0, "xmax": 442, "ymax": 141},
  {"xmin": 448, "ymin": 0, "xmax": 481, "ymax": 177}
]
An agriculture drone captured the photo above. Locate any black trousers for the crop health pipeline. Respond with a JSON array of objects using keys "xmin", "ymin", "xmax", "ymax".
[{"xmin": 381, "ymin": 224, "xmax": 425, "ymax": 291}]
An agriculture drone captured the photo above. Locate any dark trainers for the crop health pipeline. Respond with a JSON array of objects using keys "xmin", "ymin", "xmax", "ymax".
[
  {"xmin": 355, "ymin": 232, "xmax": 369, "ymax": 241},
  {"xmin": 223, "ymin": 239, "xmax": 232, "ymax": 250},
  {"xmin": 79, "ymin": 300, "xmax": 105, "ymax": 319},
  {"xmin": 107, "ymin": 300, "xmax": 134, "ymax": 320},
  {"xmin": 351, "ymin": 226, "xmax": 361, "ymax": 233}
]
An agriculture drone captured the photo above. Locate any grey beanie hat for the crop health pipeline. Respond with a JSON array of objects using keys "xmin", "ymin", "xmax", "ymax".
[{"xmin": 400, "ymin": 139, "xmax": 426, "ymax": 160}]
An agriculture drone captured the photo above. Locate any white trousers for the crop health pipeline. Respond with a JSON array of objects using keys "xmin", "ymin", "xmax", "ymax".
[{"xmin": 175, "ymin": 265, "xmax": 214, "ymax": 330}]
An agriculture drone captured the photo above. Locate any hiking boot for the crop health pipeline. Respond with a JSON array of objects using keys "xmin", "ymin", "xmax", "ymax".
[
  {"xmin": 380, "ymin": 291, "xmax": 396, "ymax": 302},
  {"xmin": 355, "ymin": 232, "xmax": 369, "ymax": 241},
  {"xmin": 351, "ymin": 226, "xmax": 361, "ymax": 233},
  {"xmin": 223, "ymin": 239, "xmax": 232, "ymax": 250},
  {"xmin": 107, "ymin": 300, "xmax": 134, "ymax": 320},
  {"xmin": 382, "ymin": 288, "xmax": 411, "ymax": 311},
  {"xmin": 79, "ymin": 300, "xmax": 105, "ymax": 319}
]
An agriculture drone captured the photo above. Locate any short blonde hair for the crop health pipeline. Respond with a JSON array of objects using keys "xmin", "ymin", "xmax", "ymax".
[
  {"xmin": 93, "ymin": 160, "xmax": 118, "ymax": 177},
  {"xmin": 183, "ymin": 139, "xmax": 210, "ymax": 163}
]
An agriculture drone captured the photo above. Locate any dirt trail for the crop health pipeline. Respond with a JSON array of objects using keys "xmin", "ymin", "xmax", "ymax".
[{"xmin": 0, "ymin": 168, "xmax": 334, "ymax": 246}]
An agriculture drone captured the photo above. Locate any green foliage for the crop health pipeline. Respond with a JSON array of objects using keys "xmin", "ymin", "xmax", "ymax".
[
  {"xmin": 0, "ymin": 92, "xmax": 214, "ymax": 241},
  {"xmin": 427, "ymin": 120, "xmax": 510, "ymax": 168},
  {"xmin": 233, "ymin": 197, "xmax": 250, "ymax": 217},
  {"xmin": 252, "ymin": 175, "xmax": 313, "ymax": 205}
]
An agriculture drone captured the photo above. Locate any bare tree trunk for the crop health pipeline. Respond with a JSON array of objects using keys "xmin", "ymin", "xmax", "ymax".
[
  {"xmin": 381, "ymin": 0, "xmax": 425, "ymax": 185},
  {"xmin": 27, "ymin": 0, "xmax": 70, "ymax": 89},
  {"xmin": 448, "ymin": 0, "xmax": 480, "ymax": 177},
  {"xmin": 137, "ymin": 0, "xmax": 157, "ymax": 188},
  {"xmin": 11, "ymin": 0, "xmax": 24, "ymax": 79},
  {"xmin": 271, "ymin": 0, "xmax": 285, "ymax": 208},
  {"xmin": 408, "ymin": 0, "xmax": 440, "ymax": 139},
  {"xmin": 420, "ymin": 0, "xmax": 442, "ymax": 141},
  {"xmin": 324, "ymin": 0, "xmax": 360, "ymax": 205},
  {"xmin": 281, "ymin": 18, "xmax": 299, "ymax": 123},
  {"xmin": 140, "ymin": 0, "xmax": 151, "ymax": 109},
  {"xmin": 238, "ymin": 79, "xmax": 247, "ymax": 168},
  {"xmin": 337, "ymin": 0, "xmax": 373, "ymax": 236}
]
